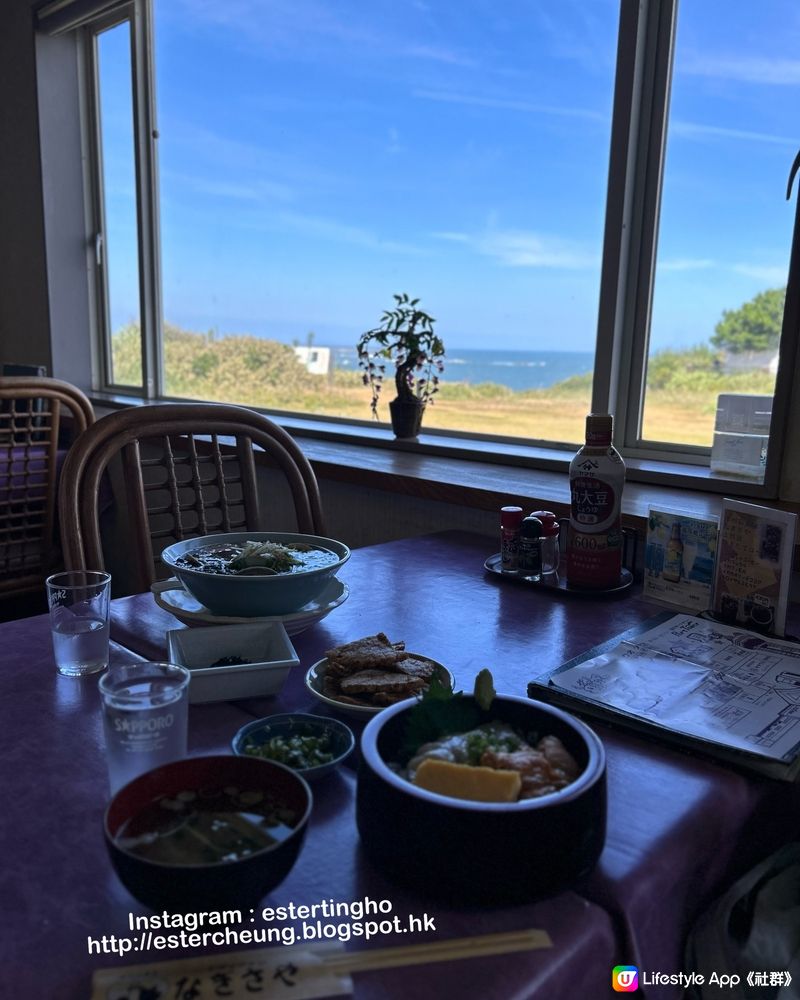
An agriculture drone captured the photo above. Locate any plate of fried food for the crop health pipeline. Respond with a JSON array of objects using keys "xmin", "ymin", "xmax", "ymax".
[{"xmin": 305, "ymin": 632, "xmax": 453, "ymax": 719}]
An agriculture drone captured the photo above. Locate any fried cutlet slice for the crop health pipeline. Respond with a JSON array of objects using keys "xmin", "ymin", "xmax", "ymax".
[
  {"xmin": 370, "ymin": 689, "xmax": 421, "ymax": 706},
  {"xmin": 338, "ymin": 669, "xmax": 425, "ymax": 696},
  {"xmin": 330, "ymin": 692, "xmax": 373, "ymax": 707},
  {"xmin": 395, "ymin": 656, "xmax": 436, "ymax": 681},
  {"xmin": 325, "ymin": 632, "xmax": 408, "ymax": 668},
  {"xmin": 324, "ymin": 658, "xmax": 355, "ymax": 679},
  {"xmin": 322, "ymin": 676, "xmax": 343, "ymax": 698}
]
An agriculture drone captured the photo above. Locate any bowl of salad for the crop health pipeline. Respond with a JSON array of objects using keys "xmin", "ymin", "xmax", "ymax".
[
  {"xmin": 160, "ymin": 532, "xmax": 350, "ymax": 617},
  {"xmin": 232, "ymin": 713, "xmax": 355, "ymax": 781},
  {"xmin": 356, "ymin": 674, "xmax": 606, "ymax": 902}
]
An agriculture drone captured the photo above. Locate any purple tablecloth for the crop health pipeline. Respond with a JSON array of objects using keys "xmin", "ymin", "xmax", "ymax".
[
  {"xmin": 2, "ymin": 560, "xmax": 618, "ymax": 1000},
  {"xmin": 109, "ymin": 530, "xmax": 800, "ymax": 998}
]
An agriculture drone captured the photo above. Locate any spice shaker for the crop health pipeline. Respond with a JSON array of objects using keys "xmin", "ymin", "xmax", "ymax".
[
  {"xmin": 500, "ymin": 506, "xmax": 524, "ymax": 573},
  {"xmin": 531, "ymin": 510, "xmax": 560, "ymax": 575},
  {"xmin": 518, "ymin": 515, "xmax": 543, "ymax": 582}
]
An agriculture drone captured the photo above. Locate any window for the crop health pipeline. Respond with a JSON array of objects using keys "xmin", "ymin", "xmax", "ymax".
[
  {"xmin": 610, "ymin": 0, "xmax": 797, "ymax": 491},
  {"xmin": 76, "ymin": 0, "xmax": 799, "ymax": 493},
  {"xmin": 89, "ymin": 14, "xmax": 143, "ymax": 389}
]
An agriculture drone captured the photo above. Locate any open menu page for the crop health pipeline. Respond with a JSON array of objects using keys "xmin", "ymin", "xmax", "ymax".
[{"xmin": 550, "ymin": 614, "xmax": 800, "ymax": 762}]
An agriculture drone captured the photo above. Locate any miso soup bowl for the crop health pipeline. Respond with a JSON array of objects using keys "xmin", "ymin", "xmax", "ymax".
[
  {"xmin": 104, "ymin": 755, "xmax": 312, "ymax": 911},
  {"xmin": 160, "ymin": 532, "xmax": 351, "ymax": 617},
  {"xmin": 357, "ymin": 695, "xmax": 606, "ymax": 903}
]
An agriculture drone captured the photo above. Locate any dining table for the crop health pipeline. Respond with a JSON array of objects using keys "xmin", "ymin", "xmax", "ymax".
[{"xmin": 3, "ymin": 529, "xmax": 798, "ymax": 1000}]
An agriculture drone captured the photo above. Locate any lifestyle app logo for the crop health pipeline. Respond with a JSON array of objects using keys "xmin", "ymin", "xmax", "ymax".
[{"xmin": 612, "ymin": 966, "xmax": 639, "ymax": 992}]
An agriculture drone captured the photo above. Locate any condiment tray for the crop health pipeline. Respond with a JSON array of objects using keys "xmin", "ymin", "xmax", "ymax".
[
  {"xmin": 152, "ymin": 577, "xmax": 349, "ymax": 634},
  {"xmin": 484, "ymin": 553, "xmax": 633, "ymax": 596}
]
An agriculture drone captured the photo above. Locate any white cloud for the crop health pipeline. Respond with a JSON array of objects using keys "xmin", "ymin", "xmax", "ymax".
[
  {"xmin": 432, "ymin": 228, "xmax": 598, "ymax": 269},
  {"xmin": 269, "ymin": 210, "xmax": 427, "ymax": 255},
  {"xmin": 431, "ymin": 231, "xmax": 470, "ymax": 243},
  {"xmin": 173, "ymin": 0, "xmax": 378, "ymax": 51},
  {"xmin": 404, "ymin": 44, "xmax": 478, "ymax": 68},
  {"xmin": 161, "ymin": 169, "xmax": 294, "ymax": 204},
  {"xmin": 413, "ymin": 88, "xmax": 607, "ymax": 124},
  {"xmin": 659, "ymin": 258, "xmax": 714, "ymax": 272},
  {"xmin": 681, "ymin": 53, "xmax": 800, "ymax": 86},
  {"xmin": 671, "ymin": 119, "xmax": 797, "ymax": 147},
  {"xmin": 386, "ymin": 127, "xmax": 404, "ymax": 154},
  {"xmin": 732, "ymin": 263, "xmax": 787, "ymax": 283}
]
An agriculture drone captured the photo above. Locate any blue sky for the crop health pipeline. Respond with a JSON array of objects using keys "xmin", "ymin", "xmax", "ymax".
[{"xmin": 101, "ymin": 1, "xmax": 799, "ymax": 354}]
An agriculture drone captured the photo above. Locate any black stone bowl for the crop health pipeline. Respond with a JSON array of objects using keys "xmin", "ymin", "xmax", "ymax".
[
  {"xmin": 357, "ymin": 695, "xmax": 606, "ymax": 903},
  {"xmin": 105, "ymin": 755, "xmax": 311, "ymax": 911}
]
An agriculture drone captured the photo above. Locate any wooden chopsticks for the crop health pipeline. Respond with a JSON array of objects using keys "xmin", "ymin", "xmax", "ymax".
[{"xmin": 323, "ymin": 928, "xmax": 552, "ymax": 974}]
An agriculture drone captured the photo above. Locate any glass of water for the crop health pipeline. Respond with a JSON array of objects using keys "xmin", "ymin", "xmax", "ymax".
[
  {"xmin": 46, "ymin": 570, "xmax": 112, "ymax": 677},
  {"xmin": 99, "ymin": 661, "xmax": 191, "ymax": 794}
]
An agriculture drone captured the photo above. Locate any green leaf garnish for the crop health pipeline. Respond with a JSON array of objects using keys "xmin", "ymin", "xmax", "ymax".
[
  {"xmin": 398, "ymin": 668, "xmax": 498, "ymax": 763},
  {"xmin": 474, "ymin": 668, "xmax": 496, "ymax": 712}
]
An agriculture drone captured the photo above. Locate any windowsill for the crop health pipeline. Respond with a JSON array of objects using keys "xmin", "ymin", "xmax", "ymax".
[{"xmin": 89, "ymin": 393, "xmax": 799, "ymax": 532}]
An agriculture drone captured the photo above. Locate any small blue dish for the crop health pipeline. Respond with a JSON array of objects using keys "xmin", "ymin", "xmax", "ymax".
[{"xmin": 232, "ymin": 713, "xmax": 355, "ymax": 781}]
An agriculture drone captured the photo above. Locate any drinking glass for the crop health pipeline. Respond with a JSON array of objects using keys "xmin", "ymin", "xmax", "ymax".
[
  {"xmin": 99, "ymin": 661, "xmax": 191, "ymax": 793},
  {"xmin": 46, "ymin": 570, "xmax": 112, "ymax": 677}
]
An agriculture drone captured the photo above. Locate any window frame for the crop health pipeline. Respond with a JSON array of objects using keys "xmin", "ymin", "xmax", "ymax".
[
  {"xmin": 79, "ymin": 0, "xmax": 798, "ymax": 498},
  {"xmin": 601, "ymin": 0, "xmax": 799, "ymax": 497},
  {"xmin": 82, "ymin": 0, "xmax": 163, "ymax": 398}
]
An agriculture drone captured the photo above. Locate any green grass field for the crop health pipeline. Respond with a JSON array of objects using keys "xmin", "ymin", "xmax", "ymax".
[{"xmin": 112, "ymin": 324, "xmax": 775, "ymax": 448}]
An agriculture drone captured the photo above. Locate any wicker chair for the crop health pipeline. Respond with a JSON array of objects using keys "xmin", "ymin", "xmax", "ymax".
[
  {"xmin": 0, "ymin": 376, "xmax": 95, "ymax": 597},
  {"xmin": 58, "ymin": 402, "xmax": 326, "ymax": 595}
]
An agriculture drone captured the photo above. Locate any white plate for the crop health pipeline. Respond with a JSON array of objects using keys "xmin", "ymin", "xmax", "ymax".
[
  {"xmin": 151, "ymin": 577, "xmax": 349, "ymax": 636},
  {"xmin": 305, "ymin": 654, "xmax": 454, "ymax": 720}
]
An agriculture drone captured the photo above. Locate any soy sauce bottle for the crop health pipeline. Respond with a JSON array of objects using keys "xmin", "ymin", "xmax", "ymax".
[{"xmin": 566, "ymin": 414, "xmax": 625, "ymax": 589}]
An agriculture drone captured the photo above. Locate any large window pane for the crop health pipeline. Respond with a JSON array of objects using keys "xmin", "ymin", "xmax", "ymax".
[
  {"xmin": 96, "ymin": 20, "xmax": 143, "ymax": 388},
  {"xmin": 641, "ymin": 0, "xmax": 794, "ymax": 478},
  {"xmin": 152, "ymin": 2, "xmax": 618, "ymax": 443}
]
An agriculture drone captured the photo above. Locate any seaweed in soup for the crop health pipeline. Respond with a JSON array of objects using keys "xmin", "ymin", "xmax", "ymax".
[
  {"xmin": 115, "ymin": 787, "xmax": 298, "ymax": 864},
  {"xmin": 176, "ymin": 539, "xmax": 337, "ymax": 576}
]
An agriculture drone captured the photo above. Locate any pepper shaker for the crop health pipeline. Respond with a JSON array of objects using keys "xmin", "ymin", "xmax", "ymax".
[
  {"xmin": 518, "ymin": 515, "xmax": 543, "ymax": 582},
  {"xmin": 531, "ymin": 510, "xmax": 560, "ymax": 575}
]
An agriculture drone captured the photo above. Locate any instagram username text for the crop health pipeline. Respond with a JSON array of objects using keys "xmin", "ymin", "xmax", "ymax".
[{"xmin": 87, "ymin": 896, "xmax": 435, "ymax": 956}]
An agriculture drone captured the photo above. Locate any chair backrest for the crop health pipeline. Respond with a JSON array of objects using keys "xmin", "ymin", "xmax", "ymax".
[
  {"xmin": 58, "ymin": 402, "xmax": 326, "ymax": 595},
  {"xmin": 0, "ymin": 376, "xmax": 95, "ymax": 595}
]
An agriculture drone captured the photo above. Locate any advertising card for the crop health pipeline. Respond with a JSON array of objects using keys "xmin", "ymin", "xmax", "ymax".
[
  {"xmin": 712, "ymin": 499, "xmax": 797, "ymax": 636},
  {"xmin": 644, "ymin": 507, "xmax": 719, "ymax": 612}
]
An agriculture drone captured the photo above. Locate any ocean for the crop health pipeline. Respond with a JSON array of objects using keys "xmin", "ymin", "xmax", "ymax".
[{"xmin": 331, "ymin": 347, "xmax": 594, "ymax": 392}]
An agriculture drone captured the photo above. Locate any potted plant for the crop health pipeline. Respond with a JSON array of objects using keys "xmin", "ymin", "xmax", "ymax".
[{"xmin": 356, "ymin": 293, "xmax": 445, "ymax": 439}]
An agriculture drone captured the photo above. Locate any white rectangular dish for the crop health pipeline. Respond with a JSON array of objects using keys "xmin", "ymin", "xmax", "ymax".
[{"xmin": 166, "ymin": 621, "xmax": 299, "ymax": 703}]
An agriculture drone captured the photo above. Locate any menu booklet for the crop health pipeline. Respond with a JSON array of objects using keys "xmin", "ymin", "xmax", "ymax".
[{"xmin": 528, "ymin": 612, "xmax": 800, "ymax": 780}]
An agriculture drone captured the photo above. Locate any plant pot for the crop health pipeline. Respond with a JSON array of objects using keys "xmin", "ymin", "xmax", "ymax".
[{"xmin": 389, "ymin": 397, "xmax": 424, "ymax": 439}]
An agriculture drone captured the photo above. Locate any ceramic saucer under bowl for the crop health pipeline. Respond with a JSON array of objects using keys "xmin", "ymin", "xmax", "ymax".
[{"xmin": 151, "ymin": 577, "xmax": 349, "ymax": 636}]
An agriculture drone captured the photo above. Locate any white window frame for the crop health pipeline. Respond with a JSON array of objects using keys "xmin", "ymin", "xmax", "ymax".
[{"xmin": 81, "ymin": 0, "xmax": 163, "ymax": 398}]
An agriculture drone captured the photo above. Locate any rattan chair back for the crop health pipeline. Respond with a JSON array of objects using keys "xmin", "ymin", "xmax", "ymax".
[
  {"xmin": 0, "ymin": 376, "xmax": 95, "ymax": 596},
  {"xmin": 58, "ymin": 402, "xmax": 326, "ymax": 594}
]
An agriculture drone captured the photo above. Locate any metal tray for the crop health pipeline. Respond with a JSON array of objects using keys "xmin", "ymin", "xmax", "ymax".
[{"xmin": 484, "ymin": 552, "xmax": 634, "ymax": 596}]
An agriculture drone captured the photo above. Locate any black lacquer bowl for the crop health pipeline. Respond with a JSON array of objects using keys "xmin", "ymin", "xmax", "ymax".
[
  {"xmin": 105, "ymin": 755, "xmax": 311, "ymax": 911},
  {"xmin": 357, "ymin": 695, "xmax": 606, "ymax": 903}
]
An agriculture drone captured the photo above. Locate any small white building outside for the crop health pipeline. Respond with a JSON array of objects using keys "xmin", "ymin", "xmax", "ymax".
[{"xmin": 293, "ymin": 345, "xmax": 332, "ymax": 376}]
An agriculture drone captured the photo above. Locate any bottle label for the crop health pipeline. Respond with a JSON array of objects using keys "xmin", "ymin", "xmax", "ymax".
[
  {"xmin": 570, "ymin": 475, "xmax": 617, "ymax": 528},
  {"xmin": 518, "ymin": 536, "xmax": 542, "ymax": 580},
  {"xmin": 501, "ymin": 528, "xmax": 520, "ymax": 571},
  {"xmin": 567, "ymin": 525, "xmax": 622, "ymax": 588}
]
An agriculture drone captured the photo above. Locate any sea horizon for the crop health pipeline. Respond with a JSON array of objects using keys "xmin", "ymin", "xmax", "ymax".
[{"xmin": 328, "ymin": 345, "xmax": 594, "ymax": 392}]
